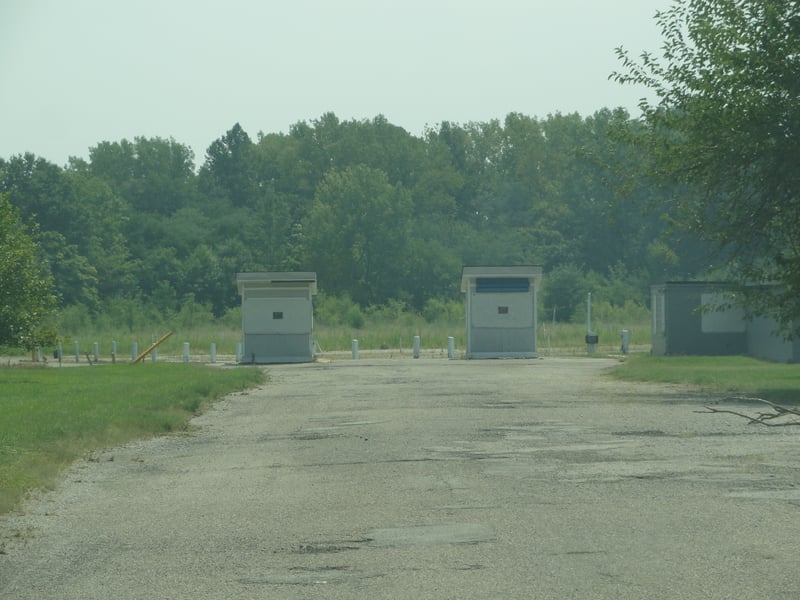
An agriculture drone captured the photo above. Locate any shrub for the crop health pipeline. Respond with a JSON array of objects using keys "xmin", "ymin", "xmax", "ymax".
[
  {"xmin": 541, "ymin": 264, "xmax": 592, "ymax": 323},
  {"xmin": 346, "ymin": 304, "xmax": 365, "ymax": 329},
  {"xmin": 173, "ymin": 295, "xmax": 215, "ymax": 330},
  {"xmin": 422, "ymin": 297, "xmax": 463, "ymax": 324},
  {"xmin": 60, "ymin": 304, "xmax": 93, "ymax": 333},
  {"xmin": 315, "ymin": 293, "xmax": 362, "ymax": 327},
  {"xmin": 365, "ymin": 299, "xmax": 408, "ymax": 322},
  {"xmin": 217, "ymin": 306, "xmax": 241, "ymax": 329}
]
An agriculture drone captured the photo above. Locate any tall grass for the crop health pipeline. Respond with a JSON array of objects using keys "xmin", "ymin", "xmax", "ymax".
[
  {"xmin": 539, "ymin": 321, "xmax": 651, "ymax": 355},
  {"xmin": 22, "ymin": 296, "xmax": 652, "ymax": 359},
  {"xmin": 0, "ymin": 363, "xmax": 264, "ymax": 514}
]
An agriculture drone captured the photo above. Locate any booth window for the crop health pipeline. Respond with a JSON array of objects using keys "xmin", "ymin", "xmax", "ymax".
[
  {"xmin": 273, "ymin": 311, "xmax": 284, "ymax": 320},
  {"xmin": 498, "ymin": 306, "xmax": 509, "ymax": 314},
  {"xmin": 476, "ymin": 277, "xmax": 529, "ymax": 293}
]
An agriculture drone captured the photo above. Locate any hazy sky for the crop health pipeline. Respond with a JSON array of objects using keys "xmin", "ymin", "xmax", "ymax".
[{"xmin": 1, "ymin": 0, "xmax": 669, "ymax": 168}]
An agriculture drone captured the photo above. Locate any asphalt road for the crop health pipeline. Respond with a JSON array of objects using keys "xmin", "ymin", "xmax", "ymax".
[{"xmin": 2, "ymin": 357, "xmax": 800, "ymax": 599}]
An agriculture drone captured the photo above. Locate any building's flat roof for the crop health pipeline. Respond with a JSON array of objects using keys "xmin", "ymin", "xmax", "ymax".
[
  {"xmin": 236, "ymin": 272, "xmax": 317, "ymax": 293},
  {"xmin": 460, "ymin": 265, "xmax": 542, "ymax": 292}
]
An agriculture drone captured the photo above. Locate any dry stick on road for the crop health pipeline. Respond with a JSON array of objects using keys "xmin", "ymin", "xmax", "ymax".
[{"xmin": 696, "ymin": 397, "xmax": 800, "ymax": 426}]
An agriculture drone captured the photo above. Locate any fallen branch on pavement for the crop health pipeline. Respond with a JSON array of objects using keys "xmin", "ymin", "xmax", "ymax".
[{"xmin": 696, "ymin": 397, "xmax": 800, "ymax": 426}]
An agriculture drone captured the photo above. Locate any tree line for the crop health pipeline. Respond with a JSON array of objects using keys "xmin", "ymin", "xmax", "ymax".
[
  {"xmin": 0, "ymin": 108, "xmax": 711, "ymax": 346},
  {"xmin": 5, "ymin": 0, "xmax": 797, "ymax": 349}
]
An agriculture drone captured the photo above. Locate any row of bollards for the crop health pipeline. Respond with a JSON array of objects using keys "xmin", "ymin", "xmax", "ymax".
[
  {"xmin": 38, "ymin": 332, "xmax": 628, "ymax": 364},
  {"xmin": 350, "ymin": 336, "xmax": 457, "ymax": 360},
  {"xmin": 42, "ymin": 341, "xmax": 220, "ymax": 364}
]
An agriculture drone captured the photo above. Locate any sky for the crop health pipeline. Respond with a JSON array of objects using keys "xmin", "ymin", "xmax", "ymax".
[{"xmin": 0, "ymin": 0, "xmax": 670, "ymax": 168}]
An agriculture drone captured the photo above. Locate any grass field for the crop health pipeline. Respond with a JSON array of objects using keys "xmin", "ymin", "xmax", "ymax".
[
  {"xmin": 0, "ymin": 363, "xmax": 265, "ymax": 514},
  {"xmin": 611, "ymin": 355, "xmax": 800, "ymax": 403}
]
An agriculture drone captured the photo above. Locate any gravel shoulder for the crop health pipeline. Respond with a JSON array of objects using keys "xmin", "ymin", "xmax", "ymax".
[{"xmin": 2, "ymin": 357, "xmax": 800, "ymax": 599}]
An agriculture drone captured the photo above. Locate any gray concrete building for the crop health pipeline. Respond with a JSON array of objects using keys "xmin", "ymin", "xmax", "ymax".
[{"xmin": 651, "ymin": 281, "xmax": 800, "ymax": 362}]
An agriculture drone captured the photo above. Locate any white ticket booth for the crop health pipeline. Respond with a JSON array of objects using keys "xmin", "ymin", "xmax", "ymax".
[
  {"xmin": 236, "ymin": 272, "xmax": 317, "ymax": 363},
  {"xmin": 460, "ymin": 266, "xmax": 542, "ymax": 359}
]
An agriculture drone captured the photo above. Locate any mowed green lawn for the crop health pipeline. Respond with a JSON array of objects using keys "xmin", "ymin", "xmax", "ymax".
[
  {"xmin": 0, "ymin": 363, "xmax": 265, "ymax": 514},
  {"xmin": 612, "ymin": 355, "xmax": 800, "ymax": 403}
]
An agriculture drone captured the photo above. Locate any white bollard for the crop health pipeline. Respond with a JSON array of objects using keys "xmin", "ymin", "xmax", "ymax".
[
  {"xmin": 236, "ymin": 343, "xmax": 242, "ymax": 363},
  {"xmin": 152, "ymin": 348, "xmax": 157, "ymax": 362},
  {"xmin": 210, "ymin": 343, "xmax": 216, "ymax": 363},
  {"xmin": 621, "ymin": 329, "xmax": 630, "ymax": 354},
  {"xmin": 352, "ymin": 339, "xmax": 359, "ymax": 360},
  {"xmin": 413, "ymin": 335, "xmax": 420, "ymax": 359},
  {"xmin": 131, "ymin": 342, "xmax": 138, "ymax": 361},
  {"xmin": 111, "ymin": 340, "xmax": 117, "ymax": 363},
  {"xmin": 447, "ymin": 336, "xmax": 455, "ymax": 359},
  {"xmin": 35, "ymin": 345, "xmax": 41, "ymax": 362},
  {"xmin": 183, "ymin": 342, "xmax": 190, "ymax": 363}
]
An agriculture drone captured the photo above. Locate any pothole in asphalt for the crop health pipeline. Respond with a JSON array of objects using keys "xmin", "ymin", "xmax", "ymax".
[
  {"xmin": 238, "ymin": 567, "xmax": 350, "ymax": 586},
  {"xmin": 287, "ymin": 542, "xmax": 364, "ymax": 554},
  {"xmin": 290, "ymin": 432, "xmax": 345, "ymax": 441},
  {"xmin": 727, "ymin": 488, "xmax": 800, "ymax": 501},
  {"xmin": 366, "ymin": 523, "xmax": 495, "ymax": 547}
]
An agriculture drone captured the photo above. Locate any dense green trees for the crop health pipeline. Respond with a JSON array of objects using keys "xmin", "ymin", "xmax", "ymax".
[
  {"xmin": 0, "ymin": 109, "xmax": 711, "ymax": 334},
  {"xmin": 5, "ymin": 1, "xmax": 797, "ymax": 339},
  {"xmin": 0, "ymin": 193, "xmax": 57, "ymax": 347},
  {"xmin": 304, "ymin": 165, "xmax": 413, "ymax": 305},
  {"xmin": 614, "ymin": 0, "xmax": 800, "ymax": 331}
]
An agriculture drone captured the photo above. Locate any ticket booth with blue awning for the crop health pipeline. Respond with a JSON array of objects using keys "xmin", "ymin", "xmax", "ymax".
[{"xmin": 460, "ymin": 266, "xmax": 543, "ymax": 359}]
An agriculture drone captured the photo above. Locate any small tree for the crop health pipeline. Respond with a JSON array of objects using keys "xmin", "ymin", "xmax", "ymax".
[
  {"xmin": 0, "ymin": 193, "xmax": 58, "ymax": 349},
  {"xmin": 613, "ymin": 0, "xmax": 800, "ymax": 333}
]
